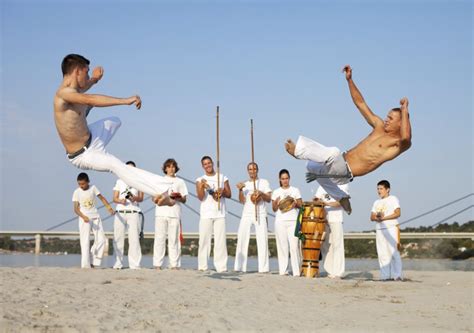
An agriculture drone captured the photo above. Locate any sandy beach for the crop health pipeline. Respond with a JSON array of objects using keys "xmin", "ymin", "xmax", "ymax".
[{"xmin": 0, "ymin": 268, "xmax": 472, "ymax": 332}]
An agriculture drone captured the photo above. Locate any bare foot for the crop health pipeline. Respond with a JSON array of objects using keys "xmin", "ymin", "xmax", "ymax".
[
  {"xmin": 156, "ymin": 193, "xmax": 172, "ymax": 206},
  {"xmin": 339, "ymin": 197, "xmax": 352, "ymax": 215},
  {"xmin": 285, "ymin": 139, "xmax": 297, "ymax": 158}
]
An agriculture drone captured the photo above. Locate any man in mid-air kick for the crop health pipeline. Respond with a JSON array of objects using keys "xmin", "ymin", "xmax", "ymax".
[
  {"xmin": 54, "ymin": 54, "xmax": 171, "ymax": 204},
  {"xmin": 285, "ymin": 65, "xmax": 412, "ymax": 214}
]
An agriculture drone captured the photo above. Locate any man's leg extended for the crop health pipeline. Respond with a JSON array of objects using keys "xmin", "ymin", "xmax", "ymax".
[{"xmin": 286, "ymin": 136, "xmax": 340, "ymax": 162}]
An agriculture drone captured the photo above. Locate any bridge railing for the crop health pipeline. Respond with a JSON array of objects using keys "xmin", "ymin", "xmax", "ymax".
[{"xmin": 1, "ymin": 231, "xmax": 473, "ymax": 255}]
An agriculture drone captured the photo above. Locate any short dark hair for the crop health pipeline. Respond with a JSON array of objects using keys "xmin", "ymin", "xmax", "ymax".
[
  {"xmin": 162, "ymin": 158, "xmax": 180, "ymax": 174},
  {"xmin": 391, "ymin": 108, "xmax": 402, "ymax": 113},
  {"xmin": 278, "ymin": 169, "xmax": 290, "ymax": 186},
  {"xmin": 247, "ymin": 162, "xmax": 259, "ymax": 171},
  {"xmin": 377, "ymin": 180, "xmax": 391, "ymax": 189},
  {"xmin": 201, "ymin": 156, "xmax": 213, "ymax": 164},
  {"xmin": 61, "ymin": 54, "xmax": 90, "ymax": 76},
  {"xmin": 77, "ymin": 172, "xmax": 90, "ymax": 182},
  {"xmin": 126, "ymin": 161, "xmax": 136, "ymax": 167}
]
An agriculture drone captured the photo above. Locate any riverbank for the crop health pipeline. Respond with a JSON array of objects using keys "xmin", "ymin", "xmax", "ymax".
[{"xmin": 0, "ymin": 268, "xmax": 472, "ymax": 332}]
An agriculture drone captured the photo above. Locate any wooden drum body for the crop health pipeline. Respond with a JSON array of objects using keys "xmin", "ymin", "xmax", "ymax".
[{"xmin": 300, "ymin": 202, "xmax": 327, "ymax": 278}]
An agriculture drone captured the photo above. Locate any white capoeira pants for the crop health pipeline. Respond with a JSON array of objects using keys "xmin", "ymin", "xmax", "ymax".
[
  {"xmin": 79, "ymin": 217, "xmax": 105, "ymax": 268},
  {"xmin": 113, "ymin": 212, "xmax": 142, "ymax": 269},
  {"xmin": 234, "ymin": 216, "xmax": 269, "ymax": 273},
  {"xmin": 295, "ymin": 135, "xmax": 351, "ymax": 201},
  {"xmin": 198, "ymin": 218, "xmax": 228, "ymax": 272},
  {"xmin": 321, "ymin": 221, "xmax": 345, "ymax": 277},
  {"xmin": 376, "ymin": 225, "xmax": 403, "ymax": 280},
  {"xmin": 69, "ymin": 117, "xmax": 171, "ymax": 196},
  {"xmin": 153, "ymin": 216, "xmax": 181, "ymax": 268},
  {"xmin": 275, "ymin": 219, "xmax": 301, "ymax": 276}
]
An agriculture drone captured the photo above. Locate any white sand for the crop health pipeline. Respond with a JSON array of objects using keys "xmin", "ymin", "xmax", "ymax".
[{"xmin": 0, "ymin": 268, "xmax": 472, "ymax": 332}]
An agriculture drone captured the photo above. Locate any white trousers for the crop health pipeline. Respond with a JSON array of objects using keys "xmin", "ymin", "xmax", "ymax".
[
  {"xmin": 198, "ymin": 218, "xmax": 228, "ymax": 272},
  {"xmin": 70, "ymin": 117, "xmax": 171, "ymax": 196},
  {"xmin": 321, "ymin": 221, "xmax": 345, "ymax": 277},
  {"xmin": 79, "ymin": 217, "xmax": 105, "ymax": 268},
  {"xmin": 376, "ymin": 226, "xmax": 403, "ymax": 280},
  {"xmin": 113, "ymin": 212, "xmax": 142, "ymax": 269},
  {"xmin": 234, "ymin": 216, "xmax": 269, "ymax": 273},
  {"xmin": 275, "ymin": 219, "xmax": 301, "ymax": 276},
  {"xmin": 295, "ymin": 135, "xmax": 350, "ymax": 201},
  {"xmin": 153, "ymin": 216, "xmax": 181, "ymax": 268}
]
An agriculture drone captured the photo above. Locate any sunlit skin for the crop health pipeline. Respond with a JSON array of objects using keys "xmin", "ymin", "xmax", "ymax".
[
  {"xmin": 196, "ymin": 158, "xmax": 231, "ymax": 202},
  {"xmin": 54, "ymin": 65, "xmax": 141, "ymax": 154},
  {"xmin": 285, "ymin": 65, "xmax": 412, "ymax": 178},
  {"xmin": 237, "ymin": 163, "xmax": 271, "ymax": 205},
  {"xmin": 271, "ymin": 173, "xmax": 303, "ymax": 212}
]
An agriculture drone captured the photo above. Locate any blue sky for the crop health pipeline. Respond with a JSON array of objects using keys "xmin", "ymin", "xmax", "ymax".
[{"xmin": 1, "ymin": 0, "xmax": 472, "ymax": 233}]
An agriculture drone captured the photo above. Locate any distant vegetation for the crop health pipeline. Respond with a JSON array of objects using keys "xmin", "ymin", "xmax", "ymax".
[{"xmin": 1, "ymin": 221, "xmax": 472, "ymax": 260}]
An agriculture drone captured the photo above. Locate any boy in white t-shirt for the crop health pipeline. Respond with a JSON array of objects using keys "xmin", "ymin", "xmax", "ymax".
[
  {"xmin": 235, "ymin": 162, "xmax": 272, "ymax": 273},
  {"xmin": 196, "ymin": 156, "xmax": 232, "ymax": 272},
  {"xmin": 370, "ymin": 180, "xmax": 403, "ymax": 280},
  {"xmin": 72, "ymin": 172, "xmax": 114, "ymax": 268},
  {"xmin": 112, "ymin": 161, "xmax": 144, "ymax": 270},
  {"xmin": 153, "ymin": 158, "xmax": 189, "ymax": 269}
]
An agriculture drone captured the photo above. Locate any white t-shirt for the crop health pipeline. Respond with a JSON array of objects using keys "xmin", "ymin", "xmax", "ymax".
[
  {"xmin": 314, "ymin": 184, "xmax": 349, "ymax": 222},
  {"xmin": 241, "ymin": 179, "xmax": 272, "ymax": 218},
  {"xmin": 271, "ymin": 186, "xmax": 302, "ymax": 221},
  {"xmin": 72, "ymin": 185, "xmax": 101, "ymax": 218},
  {"xmin": 155, "ymin": 175, "xmax": 189, "ymax": 218},
  {"xmin": 113, "ymin": 179, "xmax": 141, "ymax": 212},
  {"xmin": 196, "ymin": 173, "xmax": 228, "ymax": 219},
  {"xmin": 371, "ymin": 195, "xmax": 400, "ymax": 229}
]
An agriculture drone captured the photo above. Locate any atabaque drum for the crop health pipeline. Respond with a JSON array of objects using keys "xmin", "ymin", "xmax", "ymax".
[{"xmin": 299, "ymin": 201, "xmax": 327, "ymax": 278}]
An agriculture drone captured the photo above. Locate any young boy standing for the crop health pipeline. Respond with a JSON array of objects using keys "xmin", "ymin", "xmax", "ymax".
[
  {"xmin": 73, "ymin": 173, "xmax": 114, "ymax": 268},
  {"xmin": 370, "ymin": 180, "xmax": 403, "ymax": 280}
]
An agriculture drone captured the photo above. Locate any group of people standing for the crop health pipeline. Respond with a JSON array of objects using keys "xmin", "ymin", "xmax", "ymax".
[
  {"xmin": 59, "ymin": 54, "xmax": 409, "ymax": 280},
  {"xmin": 72, "ymin": 159, "xmax": 403, "ymax": 281}
]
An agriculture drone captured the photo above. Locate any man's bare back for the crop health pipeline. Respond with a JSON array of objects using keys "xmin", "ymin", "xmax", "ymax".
[{"xmin": 285, "ymin": 65, "xmax": 412, "ymax": 178}]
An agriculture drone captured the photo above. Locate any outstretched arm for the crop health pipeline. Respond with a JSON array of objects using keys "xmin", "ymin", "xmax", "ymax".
[
  {"xmin": 343, "ymin": 65, "xmax": 383, "ymax": 128},
  {"xmin": 58, "ymin": 89, "xmax": 142, "ymax": 109},
  {"xmin": 399, "ymin": 98, "xmax": 412, "ymax": 149}
]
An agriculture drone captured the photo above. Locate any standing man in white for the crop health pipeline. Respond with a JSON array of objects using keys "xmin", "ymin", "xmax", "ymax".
[
  {"xmin": 271, "ymin": 169, "xmax": 303, "ymax": 276},
  {"xmin": 235, "ymin": 162, "xmax": 272, "ymax": 273},
  {"xmin": 314, "ymin": 184, "xmax": 349, "ymax": 279},
  {"xmin": 72, "ymin": 172, "xmax": 114, "ymax": 268},
  {"xmin": 196, "ymin": 156, "xmax": 232, "ymax": 272},
  {"xmin": 370, "ymin": 180, "xmax": 403, "ymax": 281},
  {"xmin": 153, "ymin": 158, "xmax": 188, "ymax": 270},
  {"xmin": 112, "ymin": 161, "xmax": 144, "ymax": 270}
]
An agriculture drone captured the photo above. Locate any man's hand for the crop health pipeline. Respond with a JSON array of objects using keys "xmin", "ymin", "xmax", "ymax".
[
  {"xmin": 251, "ymin": 191, "xmax": 262, "ymax": 204},
  {"xmin": 127, "ymin": 95, "xmax": 142, "ymax": 110},
  {"xmin": 91, "ymin": 66, "xmax": 104, "ymax": 83},
  {"xmin": 199, "ymin": 179, "xmax": 210, "ymax": 191},
  {"xmin": 236, "ymin": 182, "xmax": 245, "ymax": 191},
  {"xmin": 400, "ymin": 97, "xmax": 409, "ymax": 110},
  {"xmin": 107, "ymin": 206, "xmax": 115, "ymax": 215},
  {"xmin": 212, "ymin": 189, "xmax": 222, "ymax": 202},
  {"xmin": 342, "ymin": 65, "xmax": 352, "ymax": 80}
]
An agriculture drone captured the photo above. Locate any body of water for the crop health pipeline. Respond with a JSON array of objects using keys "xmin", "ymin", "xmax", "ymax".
[{"xmin": 0, "ymin": 254, "xmax": 472, "ymax": 272}]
